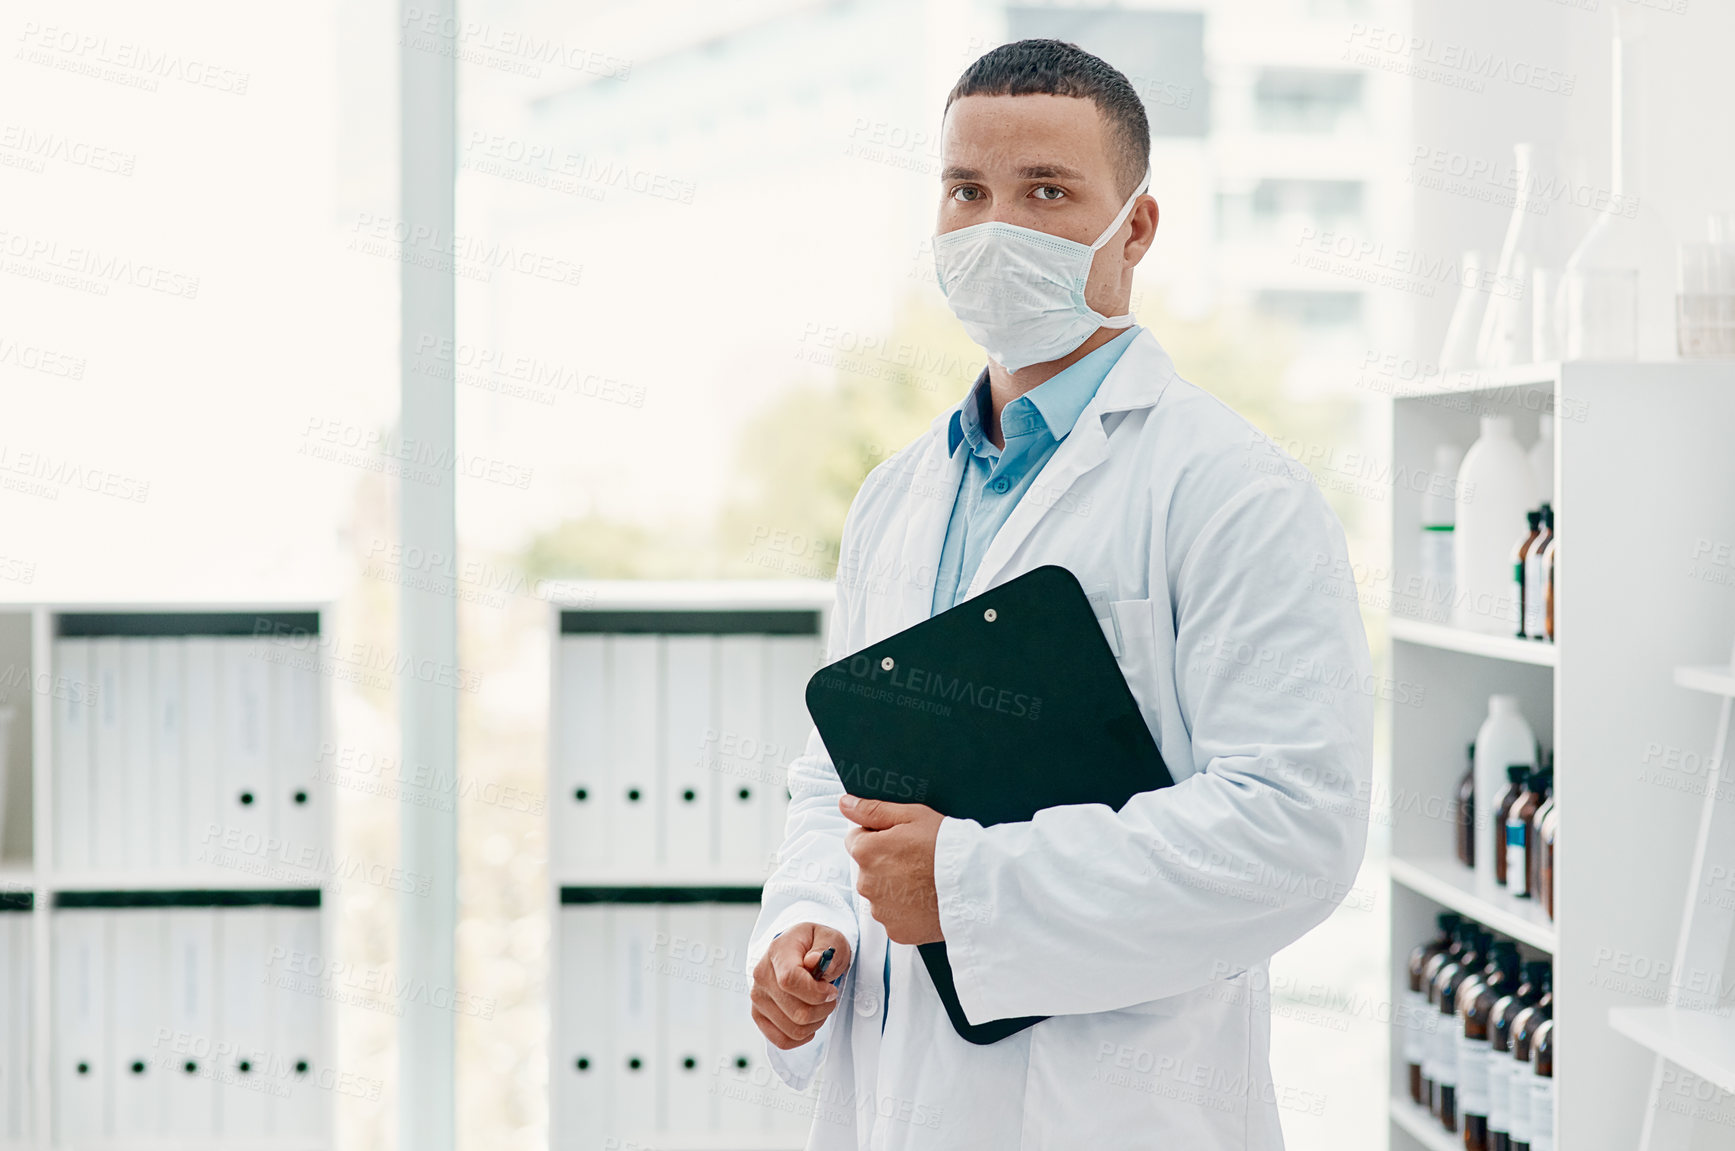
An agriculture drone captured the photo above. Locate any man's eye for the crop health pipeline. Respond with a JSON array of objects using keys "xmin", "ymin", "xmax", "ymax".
[
  {"xmin": 950, "ymin": 185, "xmax": 982, "ymax": 202},
  {"xmin": 1032, "ymin": 185, "xmax": 1065, "ymax": 201}
]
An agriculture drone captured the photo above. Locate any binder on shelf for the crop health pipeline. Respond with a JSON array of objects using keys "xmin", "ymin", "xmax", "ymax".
[
  {"xmin": 713, "ymin": 903, "xmax": 770, "ymax": 1138},
  {"xmin": 90, "ymin": 638, "xmax": 125, "ymax": 870},
  {"xmin": 218, "ymin": 639, "xmax": 272, "ymax": 854},
  {"xmin": 54, "ymin": 638, "xmax": 93, "ymax": 871},
  {"xmin": 764, "ymin": 636, "xmax": 820, "ymax": 859},
  {"xmin": 110, "ymin": 909, "xmax": 166, "ymax": 1136},
  {"xmin": 121, "ymin": 640, "xmax": 155, "ymax": 869},
  {"xmin": 273, "ymin": 654, "xmax": 322, "ymax": 875},
  {"xmin": 216, "ymin": 907, "xmax": 272, "ymax": 1139},
  {"xmin": 556, "ymin": 636, "xmax": 610, "ymax": 877},
  {"xmin": 53, "ymin": 909, "xmax": 108, "ymax": 1143},
  {"xmin": 271, "ymin": 907, "xmax": 324, "ymax": 1140},
  {"xmin": 165, "ymin": 907, "xmax": 217, "ymax": 1139},
  {"xmin": 183, "ymin": 639, "xmax": 221, "ymax": 879},
  {"xmin": 609, "ymin": 638, "xmax": 660, "ymax": 874},
  {"xmin": 612, "ymin": 905, "xmax": 660, "ymax": 1135},
  {"xmin": 556, "ymin": 904, "xmax": 612, "ymax": 1147},
  {"xmin": 662, "ymin": 636, "xmax": 716, "ymax": 875},
  {"xmin": 715, "ymin": 637, "xmax": 766, "ymax": 877},
  {"xmin": 0, "ymin": 911, "xmax": 22, "ymax": 1141},
  {"xmin": 150, "ymin": 639, "xmax": 187, "ymax": 870},
  {"xmin": 662, "ymin": 904, "xmax": 714, "ymax": 1134}
]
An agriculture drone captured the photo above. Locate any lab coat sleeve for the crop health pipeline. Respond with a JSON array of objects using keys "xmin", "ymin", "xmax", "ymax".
[
  {"xmin": 744, "ymin": 565, "xmax": 863, "ymax": 1091},
  {"xmin": 931, "ymin": 473, "xmax": 1373, "ymax": 1024}
]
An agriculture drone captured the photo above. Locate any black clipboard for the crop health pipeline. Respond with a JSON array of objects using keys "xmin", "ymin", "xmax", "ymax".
[{"xmin": 804, "ymin": 564, "xmax": 1174, "ymax": 1044}]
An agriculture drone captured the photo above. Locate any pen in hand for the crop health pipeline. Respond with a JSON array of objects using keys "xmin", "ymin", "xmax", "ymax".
[{"xmin": 815, "ymin": 946, "xmax": 837, "ymax": 983}]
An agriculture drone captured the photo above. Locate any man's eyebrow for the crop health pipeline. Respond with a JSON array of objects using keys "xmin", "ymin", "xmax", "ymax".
[
  {"xmin": 941, "ymin": 165, "xmax": 981, "ymax": 181},
  {"xmin": 1019, "ymin": 163, "xmax": 1085, "ymax": 181}
]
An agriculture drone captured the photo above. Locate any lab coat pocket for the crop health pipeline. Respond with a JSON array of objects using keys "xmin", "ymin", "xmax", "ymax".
[{"xmin": 1107, "ymin": 598, "xmax": 1161, "ymax": 745}]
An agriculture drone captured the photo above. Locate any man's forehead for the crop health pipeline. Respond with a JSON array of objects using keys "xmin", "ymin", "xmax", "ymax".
[{"xmin": 941, "ymin": 94, "xmax": 1108, "ymax": 163}]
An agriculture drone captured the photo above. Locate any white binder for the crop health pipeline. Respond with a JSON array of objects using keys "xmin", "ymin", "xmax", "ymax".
[
  {"xmin": 612, "ymin": 905, "xmax": 660, "ymax": 1137},
  {"xmin": 183, "ymin": 640, "xmax": 221, "ymax": 879},
  {"xmin": 661, "ymin": 904, "xmax": 715, "ymax": 1135},
  {"xmin": 120, "ymin": 640, "xmax": 154, "ymax": 870},
  {"xmin": 608, "ymin": 638, "xmax": 660, "ymax": 874},
  {"xmin": 218, "ymin": 640, "xmax": 272, "ymax": 851},
  {"xmin": 53, "ymin": 909, "xmax": 109, "ymax": 1143},
  {"xmin": 662, "ymin": 637, "xmax": 716, "ymax": 876},
  {"xmin": 0, "ymin": 913, "xmax": 20, "ymax": 1140},
  {"xmin": 271, "ymin": 907, "xmax": 324, "ymax": 1140},
  {"xmin": 272, "ymin": 654, "xmax": 322, "ymax": 876},
  {"xmin": 715, "ymin": 637, "xmax": 767, "ymax": 877},
  {"xmin": 109, "ymin": 909, "xmax": 166, "ymax": 1137},
  {"xmin": 216, "ymin": 908, "xmax": 272, "ymax": 1139},
  {"xmin": 150, "ymin": 640, "xmax": 187, "ymax": 870},
  {"xmin": 165, "ymin": 907, "xmax": 217, "ymax": 1138},
  {"xmin": 90, "ymin": 639, "xmax": 125, "ymax": 871},
  {"xmin": 555, "ymin": 904, "xmax": 612, "ymax": 1150},
  {"xmin": 765, "ymin": 636, "xmax": 822, "ymax": 867},
  {"xmin": 713, "ymin": 904, "xmax": 769, "ymax": 1137},
  {"xmin": 555, "ymin": 636, "xmax": 610, "ymax": 878},
  {"xmin": 54, "ymin": 639, "xmax": 93, "ymax": 871}
]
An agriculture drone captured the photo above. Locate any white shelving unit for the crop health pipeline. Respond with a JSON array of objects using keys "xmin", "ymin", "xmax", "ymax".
[
  {"xmin": 546, "ymin": 581, "xmax": 835, "ymax": 1151},
  {"xmin": 0, "ymin": 601, "xmax": 335, "ymax": 1150},
  {"xmin": 1384, "ymin": 362, "xmax": 1735, "ymax": 1150}
]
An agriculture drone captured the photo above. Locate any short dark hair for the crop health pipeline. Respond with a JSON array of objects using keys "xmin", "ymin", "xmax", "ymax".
[{"xmin": 945, "ymin": 39, "xmax": 1150, "ymax": 197}]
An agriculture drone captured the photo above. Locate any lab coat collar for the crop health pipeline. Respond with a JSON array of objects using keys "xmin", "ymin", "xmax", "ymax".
[{"xmin": 886, "ymin": 328, "xmax": 1176, "ymax": 624}]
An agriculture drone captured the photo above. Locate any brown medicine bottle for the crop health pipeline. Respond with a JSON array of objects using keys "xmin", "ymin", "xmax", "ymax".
[
  {"xmin": 1528, "ymin": 1019, "xmax": 1555, "ymax": 1151},
  {"xmin": 1488, "ymin": 960, "xmax": 1547, "ymax": 1151},
  {"xmin": 1407, "ymin": 912, "xmax": 1461, "ymax": 1105},
  {"xmin": 1507, "ymin": 771, "xmax": 1549, "ymax": 900},
  {"xmin": 1538, "ymin": 801, "xmax": 1559, "ymax": 920},
  {"xmin": 1457, "ymin": 941, "xmax": 1519, "ymax": 1150},
  {"xmin": 1508, "ymin": 969, "xmax": 1554, "ymax": 1151},
  {"xmin": 1529, "ymin": 774, "xmax": 1556, "ymax": 904},
  {"xmin": 1512, "ymin": 510, "xmax": 1542, "ymax": 637},
  {"xmin": 1435, "ymin": 928, "xmax": 1489, "ymax": 1130},
  {"xmin": 1493, "ymin": 766, "xmax": 1528, "ymax": 887},
  {"xmin": 1456, "ymin": 742, "xmax": 1476, "ymax": 868},
  {"xmin": 1423, "ymin": 919, "xmax": 1470, "ymax": 1111}
]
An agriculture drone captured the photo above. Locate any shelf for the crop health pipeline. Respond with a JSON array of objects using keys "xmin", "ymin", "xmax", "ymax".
[
  {"xmin": 46, "ymin": 871, "xmax": 324, "ymax": 893},
  {"xmin": 1609, "ymin": 1007, "xmax": 1735, "ymax": 1095},
  {"xmin": 1674, "ymin": 664, "xmax": 1735, "ymax": 699},
  {"xmin": 555, "ymin": 875, "xmax": 768, "ymax": 890},
  {"xmin": 1389, "ymin": 1094, "xmax": 1463, "ymax": 1151},
  {"xmin": 1389, "ymin": 855, "xmax": 1557, "ymax": 953},
  {"xmin": 1387, "ymin": 361, "xmax": 1559, "ymax": 401},
  {"xmin": 1390, "ymin": 618, "xmax": 1557, "ymax": 666}
]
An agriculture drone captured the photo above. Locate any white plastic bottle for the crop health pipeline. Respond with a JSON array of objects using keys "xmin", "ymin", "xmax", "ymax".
[
  {"xmin": 1453, "ymin": 415, "xmax": 1537, "ymax": 634},
  {"xmin": 1474, "ymin": 695, "xmax": 1538, "ymax": 889},
  {"xmin": 1419, "ymin": 444, "xmax": 1461, "ymax": 621},
  {"xmin": 1529, "ymin": 414, "xmax": 1554, "ymax": 505}
]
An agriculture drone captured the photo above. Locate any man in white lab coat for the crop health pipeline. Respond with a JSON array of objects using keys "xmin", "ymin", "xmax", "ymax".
[{"xmin": 746, "ymin": 39, "xmax": 1372, "ymax": 1149}]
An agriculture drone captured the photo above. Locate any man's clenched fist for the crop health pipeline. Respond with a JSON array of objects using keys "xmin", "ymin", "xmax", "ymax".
[{"xmin": 750, "ymin": 922, "xmax": 853, "ymax": 1050}]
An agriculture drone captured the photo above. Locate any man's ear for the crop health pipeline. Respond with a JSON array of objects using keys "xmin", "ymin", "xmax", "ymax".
[{"xmin": 1123, "ymin": 196, "xmax": 1159, "ymax": 268}]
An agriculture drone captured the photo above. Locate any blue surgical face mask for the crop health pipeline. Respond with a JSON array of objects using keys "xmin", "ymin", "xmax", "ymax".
[{"xmin": 933, "ymin": 173, "xmax": 1149, "ymax": 372}]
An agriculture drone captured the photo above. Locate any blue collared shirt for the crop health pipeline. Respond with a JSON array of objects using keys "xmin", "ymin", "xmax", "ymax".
[{"xmin": 878, "ymin": 325, "xmax": 1141, "ymax": 1034}]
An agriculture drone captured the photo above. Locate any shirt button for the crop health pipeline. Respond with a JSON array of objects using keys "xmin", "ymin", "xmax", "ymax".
[{"xmin": 991, "ymin": 478, "xmax": 1010, "ymax": 493}]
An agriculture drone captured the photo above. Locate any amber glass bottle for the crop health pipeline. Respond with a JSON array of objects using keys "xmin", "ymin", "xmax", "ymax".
[
  {"xmin": 1507, "ymin": 771, "xmax": 1549, "ymax": 899},
  {"xmin": 1528, "ymin": 776, "xmax": 1555, "ymax": 902},
  {"xmin": 1488, "ymin": 960, "xmax": 1547, "ymax": 1151},
  {"xmin": 1436, "ymin": 929, "xmax": 1489, "ymax": 1131},
  {"xmin": 1538, "ymin": 801, "xmax": 1559, "ymax": 920},
  {"xmin": 1407, "ymin": 913, "xmax": 1461, "ymax": 1104},
  {"xmin": 1458, "ymin": 941, "xmax": 1519, "ymax": 1150},
  {"xmin": 1508, "ymin": 969, "xmax": 1554, "ymax": 1151},
  {"xmin": 1493, "ymin": 765, "xmax": 1528, "ymax": 886},
  {"xmin": 1456, "ymin": 742, "xmax": 1476, "ymax": 868},
  {"xmin": 1529, "ymin": 1019, "xmax": 1555, "ymax": 1151},
  {"xmin": 1513, "ymin": 510, "xmax": 1542, "ymax": 637},
  {"xmin": 1423, "ymin": 919, "xmax": 1471, "ymax": 1112}
]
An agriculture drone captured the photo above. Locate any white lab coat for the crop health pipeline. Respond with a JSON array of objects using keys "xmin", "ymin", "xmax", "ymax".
[{"xmin": 745, "ymin": 327, "xmax": 1373, "ymax": 1150}]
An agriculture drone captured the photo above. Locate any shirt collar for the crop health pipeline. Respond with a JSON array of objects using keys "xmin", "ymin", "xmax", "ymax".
[{"xmin": 946, "ymin": 325, "xmax": 1143, "ymax": 458}]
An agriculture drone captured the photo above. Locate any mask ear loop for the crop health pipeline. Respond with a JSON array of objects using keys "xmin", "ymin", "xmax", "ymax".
[
  {"xmin": 1085, "ymin": 171, "xmax": 1152, "ymax": 329},
  {"xmin": 1089, "ymin": 171, "xmax": 1153, "ymax": 251}
]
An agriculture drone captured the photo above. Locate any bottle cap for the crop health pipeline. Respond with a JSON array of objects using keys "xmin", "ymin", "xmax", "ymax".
[
  {"xmin": 1508, "ymin": 764, "xmax": 1530, "ymax": 783},
  {"xmin": 1527, "ymin": 510, "xmax": 1542, "ymax": 529},
  {"xmin": 1439, "ymin": 911, "xmax": 1463, "ymax": 932}
]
